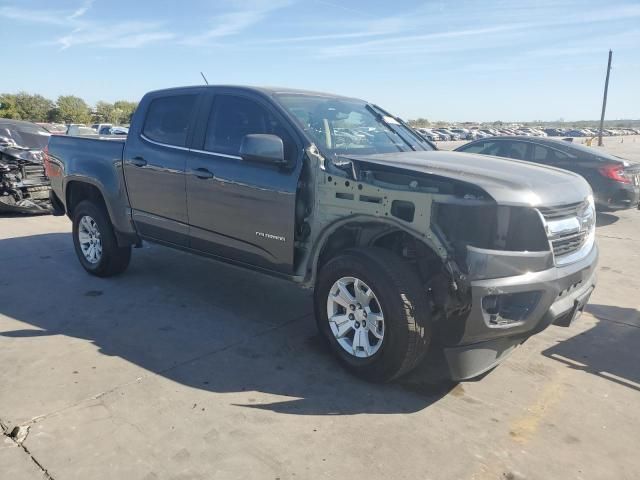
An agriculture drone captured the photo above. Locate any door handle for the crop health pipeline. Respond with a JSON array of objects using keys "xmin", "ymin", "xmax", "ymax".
[
  {"xmin": 190, "ymin": 167, "xmax": 214, "ymax": 179},
  {"xmin": 130, "ymin": 156, "xmax": 147, "ymax": 167}
]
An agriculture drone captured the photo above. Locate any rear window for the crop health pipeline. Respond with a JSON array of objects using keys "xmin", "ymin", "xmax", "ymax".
[{"xmin": 142, "ymin": 94, "xmax": 198, "ymax": 147}]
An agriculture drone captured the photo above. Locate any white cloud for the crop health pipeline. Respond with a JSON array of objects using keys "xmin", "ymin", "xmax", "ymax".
[
  {"xmin": 68, "ymin": 0, "xmax": 94, "ymax": 20},
  {"xmin": 0, "ymin": 5, "xmax": 70, "ymax": 25},
  {"xmin": 181, "ymin": 0, "xmax": 294, "ymax": 46},
  {"xmin": 55, "ymin": 21, "xmax": 176, "ymax": 50}
]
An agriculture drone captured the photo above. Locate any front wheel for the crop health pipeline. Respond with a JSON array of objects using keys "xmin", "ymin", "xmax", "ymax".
[
  {"xmin": 314, "ymin": 248, "xmax": 431, "ymax": 382},
  {"xmin": 72, "ymin": 200, "xmax": 131, "ymax": 277}
]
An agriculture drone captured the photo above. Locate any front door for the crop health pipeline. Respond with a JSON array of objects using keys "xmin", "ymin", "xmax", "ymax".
[
  {"xmin": 185, "ymin": 93, "xmax": 301, "ymax": 273},
  {"xmin": 123, "ymin": 92, "xmax": 200, "ymax": 246}
]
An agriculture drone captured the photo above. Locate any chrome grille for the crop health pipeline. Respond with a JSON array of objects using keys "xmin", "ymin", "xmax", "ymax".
[
  {"xmin": 538, "ymin": 200, "xmax": 593, "ymax": 261},
  {"xmin": 538, "ymin": 201, "xmax": 583, "ymax": 220},
  {"xmin": 551, "ymin": 231, "xmax": 587, "ymax": 257}
]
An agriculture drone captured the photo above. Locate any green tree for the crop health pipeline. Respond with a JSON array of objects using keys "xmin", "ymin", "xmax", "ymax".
[
  {"xmin": 13, "ymin": 92, "xmax": 54, "ymax": 122},
  {"xmin": 94, "ymin": 101, "xmax": 116, "ymax": 123},
  {"xmin": 0, "ymin": 94, "xmax": 19, "ymax": 119},
  {"xmin": 54, "ymin": 95, "xmax": 91, "ymax": 124},
  {"xmin": 113, "ymin": 100, "xmax": 137, "ymax": 124},
  {"xmin": 408, "ymin": 117, "xmax": 430, "ymax": 127}
]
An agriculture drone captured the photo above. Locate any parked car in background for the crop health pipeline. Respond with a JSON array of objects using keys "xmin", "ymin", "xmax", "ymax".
[
  {"xmin": 0, "ymin": 119, "xmax": 52, "ymax": 214},
  {"xmin": 416, "ymin": 128, "xmax": 439, "ymax": 141},
  {"xmin": 67, "ymin": 125, "xmax": 98, "ymax": 136},
  {"xmin": 47, "ymin": 84, "xmax": 598, "ymax": 382},
  {"xmin": 450, "ymin": 128, "xmax": 476, "ymax": 140},
  {"xmin": 442, "ymin": 128, "xmax": 463, "ymax": 140},
  {"xmin": 36, "ymin": 123, "xmax": 67, "ymax": 134},
  {"xmin": 92, "ymin": 123, "xmax": 113, "ymax": 135},
  {"xmin": 435, "ymin": 128, "xmax": 458, "ymax": 140},
  {"xmin": 516, "ymin": 128, "xmax": 537, "ymax": 136},
  {"xmin": 473, "ymin": 130, "xmax": 492, "ymax": 138},
  {"xmin": 108, "ymin": 126, "xmax": 129, "ymax": 136},
  {"xmin": 565, "ymin": 129, "xmax": 586, "ymax": 137},
  {"xmin": 455, "ymin": 136, "xmax": 640, "ymax": 210},
  {"xmin": 479, "ymin": 129, "xmax": 496, "ymax": 137},
  {"xmin": 544, "ymin": 128, "xmax": 565, "ymax": 137}
]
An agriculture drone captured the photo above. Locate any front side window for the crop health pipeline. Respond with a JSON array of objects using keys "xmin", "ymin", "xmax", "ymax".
[
  {"xmin": 205, "ymin": 95, "xmax": 295, "ymax": 161},
  {"xmin": 276, "ymin": 94, "xmax": 433, "ymax": 160},
  {"xmin": 142, "ymin": 94, "xmax": 197, "ymax": 147}
]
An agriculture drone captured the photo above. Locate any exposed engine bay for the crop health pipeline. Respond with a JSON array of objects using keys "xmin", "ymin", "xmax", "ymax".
[{"xmin": 0, "ymin": 120, "xmax": 52, "ymax": 215}]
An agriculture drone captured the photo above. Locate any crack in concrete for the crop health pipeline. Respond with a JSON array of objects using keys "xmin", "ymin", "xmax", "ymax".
[
  {"xmin": 2, "ymin": 420, "xmax": 55, "ymax": 479},
  {"xmin": 597, "ymin": 234, "xmax": 635, "ymax": 241},
  {"xmin": 594, "ymin": 315, "xmax": 640, "ymax": 329}
]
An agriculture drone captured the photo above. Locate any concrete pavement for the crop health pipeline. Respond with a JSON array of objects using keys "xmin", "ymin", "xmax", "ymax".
[{"xmin": 2, "ymin": 162, "xmax": 640, "ymax": 478}]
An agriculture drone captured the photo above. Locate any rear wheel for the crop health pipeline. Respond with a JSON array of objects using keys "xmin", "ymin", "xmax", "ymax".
[
  {"xmin": 314, "ymin": 248, "xmax": 431, "ymax": 382},
  {"xmin": 72, "ymin": 200, "xmax": 131, "ymax": 277}
]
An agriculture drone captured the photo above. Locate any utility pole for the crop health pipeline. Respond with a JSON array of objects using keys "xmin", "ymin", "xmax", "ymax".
[
  {"xmin": 200, "ymin": 72, "xmax": 209, "ymax": 85},
  {"xmin": 598, "ymin": 50, "xmax": 612, "ymax": 147}
]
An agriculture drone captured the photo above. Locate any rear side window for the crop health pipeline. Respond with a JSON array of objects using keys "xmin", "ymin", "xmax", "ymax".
[
  {"xmin": 460, "ymin": 141, "xmax": 500, "ymax": 155},
  {"xmin": 500, "ymin": 141, "xmax": 529, "ymax": 160},
  {"xmin": 143, "ymin": 94, "xmax": 198, "ymax": 147},
  {"xmin": 458, "ymin": 141, "xmax": 487, "ymax": 154},
  {"xmin": 532, "ymin": 145, "xmax": 571, "ymax": 164},
  {"xmin": 205, "ymin": 95, "xmax": 295, "ymax": 161}
]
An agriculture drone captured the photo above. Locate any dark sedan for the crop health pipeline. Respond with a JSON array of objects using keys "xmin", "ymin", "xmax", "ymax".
[{"xmin": 455, "ymin": 136, "xmax": 640, "ymax": 210}]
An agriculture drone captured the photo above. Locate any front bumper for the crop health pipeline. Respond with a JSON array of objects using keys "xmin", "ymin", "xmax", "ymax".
[
  {"xmin": 595, "ymin": 182, "xmax": 640, "ymax": 210},
  {"xmin": 442, "ymin": 243, "xmax": 598, "ymax": 381}
]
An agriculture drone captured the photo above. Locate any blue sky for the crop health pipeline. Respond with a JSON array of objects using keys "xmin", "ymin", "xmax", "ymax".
[{"xmin": 1, "ymin": 0, "xmax": 639, "ymax": 121}]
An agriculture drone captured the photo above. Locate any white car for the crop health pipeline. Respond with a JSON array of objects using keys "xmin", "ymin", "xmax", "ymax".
[{"xmin": 67, "ymin": 124, "xmax": 98, "ymax": 136}]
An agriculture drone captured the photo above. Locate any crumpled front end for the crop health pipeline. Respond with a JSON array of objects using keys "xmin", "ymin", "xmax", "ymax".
[
  {"xmin": 0, "ymin": 146, "xmax": 52, "ymax": 215},
  {"xmin": 434, "ymin": 198, "xmax": 598, "ymax": 380}
]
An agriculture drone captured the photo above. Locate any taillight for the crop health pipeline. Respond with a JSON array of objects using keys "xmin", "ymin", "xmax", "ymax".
[{"xmin": 598, "ymin": 164, "xmax": 630, "ymax": 184}]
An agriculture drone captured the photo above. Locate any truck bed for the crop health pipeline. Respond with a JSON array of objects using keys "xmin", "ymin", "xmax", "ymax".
[{"xmin": 47, "ymin": 134, "xmax": 132, "ymax": 235}]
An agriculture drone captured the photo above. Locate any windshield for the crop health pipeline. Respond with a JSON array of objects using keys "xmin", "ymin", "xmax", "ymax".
[{"xmin": 276, "ymin": 94, "xmax": 434, "ymax": 158}]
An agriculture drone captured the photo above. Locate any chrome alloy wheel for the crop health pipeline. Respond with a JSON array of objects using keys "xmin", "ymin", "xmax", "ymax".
[
  {"xmin": 78, "ymin": 215, "xmax": 102, "ymax": 264},
  {"xmin": 326, "ymin": 276, "xmax": 385, "ymax": 358}
]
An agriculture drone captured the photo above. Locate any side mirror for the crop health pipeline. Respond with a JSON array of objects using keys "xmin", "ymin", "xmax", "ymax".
[{"xmin": 239, "ymin": 134, "xmax": 285, "ymax": 165}]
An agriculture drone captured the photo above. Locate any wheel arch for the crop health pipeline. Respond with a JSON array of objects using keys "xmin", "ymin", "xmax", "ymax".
[
  {"xmin": 64, "ymin": 178, "xmax": 139, "ymax": 247},
  {"xmin": 65, "ymin": 180, "xmax": 108, "ymax": 218},
  {"xmin": 303, "ymin": 214, "xmax": 446, "ymax": 287}
]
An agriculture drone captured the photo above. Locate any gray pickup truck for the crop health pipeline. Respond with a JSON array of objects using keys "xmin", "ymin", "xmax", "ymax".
[{"xmin": 46, "ymin": 85, "xmax": 598, "ymax": 382}]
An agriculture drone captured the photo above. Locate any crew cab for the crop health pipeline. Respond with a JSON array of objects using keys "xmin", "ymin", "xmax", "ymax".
[{"xmin": 46, "ymin": 85, "xmax": 598, "ymax": 382}]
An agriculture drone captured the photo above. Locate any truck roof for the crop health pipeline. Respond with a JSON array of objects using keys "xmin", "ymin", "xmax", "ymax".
[{"xmin": 145, "ymin": 85, "xmax": 363, "ymax": 102}]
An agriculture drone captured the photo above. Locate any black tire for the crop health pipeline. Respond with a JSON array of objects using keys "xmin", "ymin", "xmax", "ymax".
[
  {"xmin": 314, "ymin": 247, "xmax": 431, "ymax": 382},
  {"xmin": 72, "ymin": 200, "xmax": 131, "ymax": 277}
]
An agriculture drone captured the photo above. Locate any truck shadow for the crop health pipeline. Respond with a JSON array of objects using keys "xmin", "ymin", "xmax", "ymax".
[
  {"xmin": 542, "ymin": 304, "xmax": 640, "ymax": 392},
  {"xmin": 595, "ymin": 212, "xmax": 619, "ymax": 227},
  {"xmin": 0, "ymin": 232, "xmax": 455, "ymax": 416}
]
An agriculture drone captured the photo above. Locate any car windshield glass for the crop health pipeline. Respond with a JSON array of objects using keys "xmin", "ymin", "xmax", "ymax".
[{"xmin": 276, "ymin": 94, "xmax": 433, "ymax": 159}]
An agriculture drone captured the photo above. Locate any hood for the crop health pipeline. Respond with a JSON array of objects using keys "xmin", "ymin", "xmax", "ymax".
[
  {"xmin": 0, "ymin": 145, "xmax": 44, "ymax": 164},
  {"xmin": 347, "ymin": 150, "xmax": 591, "ymax": 207}
]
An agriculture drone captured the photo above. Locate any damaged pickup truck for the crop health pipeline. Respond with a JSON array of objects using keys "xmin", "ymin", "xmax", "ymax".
[
  {"xmin": 0, "ymin": 119, "xmax": 52, "ymax": 214},
  {"xmin": 46, "ymin": 86, "xmax": 598, "ymax": 381}
]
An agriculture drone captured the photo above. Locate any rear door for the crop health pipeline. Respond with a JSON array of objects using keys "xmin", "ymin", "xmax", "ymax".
[
  {"xmin": 123, "ymin": 91, "xmax": 201, "ymax": 246},
  {"xmin": 185, "ymin": 91, "xmax": 302, "ymax": 273}
]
